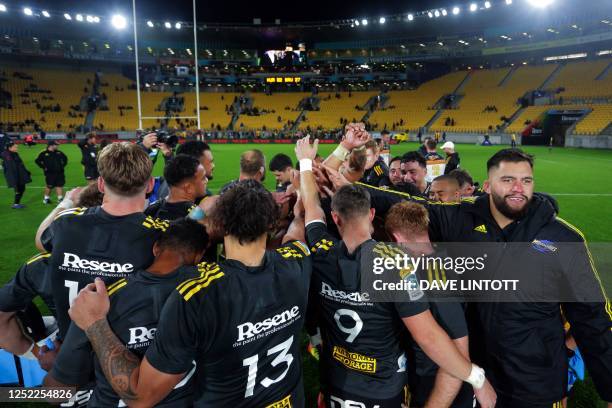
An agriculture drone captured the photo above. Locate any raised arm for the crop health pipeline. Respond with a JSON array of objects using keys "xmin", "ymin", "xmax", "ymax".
[
  {"xmin": 322, "ymin": 123, "xmax": 370, "ymax": 171},
  {"xmin": 35, "ymin": 187, "xmax": 82, "ymax": 251},
  {"xmin": 295, "ymin": 136, "xmax": 325, "ymax": 225},
  {"xmin": 69, "ymin": 279, "xmax": 184, "ymax": 408}
]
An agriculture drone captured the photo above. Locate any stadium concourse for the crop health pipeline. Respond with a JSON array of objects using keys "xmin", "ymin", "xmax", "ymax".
[{"xmin": 1, "ymin": 0, "xmax": 612, "ymax": 407}]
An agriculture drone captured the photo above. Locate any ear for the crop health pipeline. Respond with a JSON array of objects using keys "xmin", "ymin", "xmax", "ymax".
[
  {"xmin": 483, "ymin": 180, "xmax": 491, "ymax": 194},
  {"xmin": 97, "ymin": 177, "xmax": 105, "ymax": 193},
  {"xmin": 152, "ymin": 242, "xmax": 161, "ymax": 257},
  {"xmin": 391, "ymin": 231, "xmax": 405, "ymax": 243},
  {"xmin": 146, "ymin": 177, "xmax": 155, "ymax": 194},
  {"xmin": 331, "ymin": 211, "xmax": 341, "ymax": 227},
  {"xmin": 369, "ymin": 207, "xmax": 376, "ymax": 222}
]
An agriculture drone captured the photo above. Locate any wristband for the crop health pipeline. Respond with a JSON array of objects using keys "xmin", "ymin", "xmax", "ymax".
[
  {"xmin": 57, "ymin": 197, "xmax": 74, "ymax": 210},
  {"xmin": 466, "ymin": 364, "xmax": 486, "ymax": 389},
  {"xmin": 332, "ymin": 145, "xmax": 350, "ymax": 161},
  {"xmin": 299, "ymin": 159, "xmax": 313, "ymax": 172}
]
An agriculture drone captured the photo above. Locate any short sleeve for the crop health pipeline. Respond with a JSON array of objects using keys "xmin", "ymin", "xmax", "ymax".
[
  {"xmin": 145, "ymin": 290, "xmax": 202, "ymax": 375},
  {"xmin": 429, "ymin": 302, "xmax": 468, "ymax": 340},
  {"xmin": 394, "ymin": 300, "xmax": 429, "ymax": 319},
  {"xmin": 306, "ymin": 221, "xmax": 333, "ymax": 249},
  {"xmin": 50, "ymin": 322, "xmax": 93, "ymax": 386},
  {"xmin": 0, "ymin": 264, "xmax": 36, "ymax": 311}
]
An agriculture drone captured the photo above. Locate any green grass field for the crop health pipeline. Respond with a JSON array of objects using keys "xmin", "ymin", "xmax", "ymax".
[{"xmin": 1, "ymin": 141, "xmax": 611, "ymax": 407}]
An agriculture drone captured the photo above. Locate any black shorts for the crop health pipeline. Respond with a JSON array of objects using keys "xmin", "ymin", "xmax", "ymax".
[
  {"xmin": 324, "ymin": 385, "xmax": 408, "ymax": 408},
  {"xmin": 45, "ymin": 173, "xmax": 65, "ymax": 188},
  {"xmin": 84, "ymin": 166, "xmax": 99, "ymax": 180},
  {"xmin": 409, "ymin": 376, "xmax": 474, "ymax": 408}
]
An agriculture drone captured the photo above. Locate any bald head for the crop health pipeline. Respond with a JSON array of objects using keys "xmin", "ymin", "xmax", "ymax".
[
  {"xmin": 430, "ymin": 175, "xmax": 461, "ymax": 203},
  {"xmin": 240, "ymin": 149, "xmax": 266, "ymax": 181}
]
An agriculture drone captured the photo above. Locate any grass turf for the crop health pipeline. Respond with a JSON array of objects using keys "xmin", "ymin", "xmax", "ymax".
[{"xmin": 1, "ymin": 141, "xmax": 610, "ymax": 407}]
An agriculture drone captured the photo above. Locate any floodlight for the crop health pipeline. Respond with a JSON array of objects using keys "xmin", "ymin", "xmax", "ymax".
[
  {"xmin": 428, "ymin": 11, "xmax": 433, "ymax": 18},
  {"xmin": 93, "ymin": 16, "xmax": 100, "ymax": 23},
  {"xmin": 434, "ymin": 10, "xmax": 440, "ymax": 17},
  {"xmin": 111, "ymin": 14, "xmax": 127, "ymax": 29},
  {"xmin": 379, "ymin": 17, "xmax": 385, "ymax": 24},
  {"xmin": 0, "ymin": 4, "xmax": 6, "ymax": 12},
  {"xmin": 64, "ymin": 13, "xmax": 71, "ymax": 20},
  {"xmin": 147, "ymin": 20, "xmax": 154, "ymax": 27},
  {"xmin": 86, "ymin": 15, "xmax": 94, "ymax": 23},
  {"xmin": 23, "ymin": 7, "xmax": 32, "ymax": 16},
  {"xmin": 441, "ymin": 9, "xmax": 447, "ymax": 16},
  {"xmin": 175, "ymin": 22, "xmax": 181, "ymax": 29},
  {"xmin": 361, "ymin": 19, "xmax": 367, "ymax": 25},
  {"xmin": 75, "ymin": 14, "xmax": 83, "ymax": 21},
  {"xmin": 469, "ymin": 3, "xmax": 478, "ymax": 11},
  {"xmin": 484, "ymin": 1, "xmax": 492, "ymax": 9},
  {"xmin": 164, "ymin": 21, "xmax": 172, "ymax": 28},
  {"xmin": 452, "ymin": 6, "xmax": 460, "ymax": 14},
  {"xmin": 42, "ymin": 10, "xmax": 50, "ymax": 17},
  {"xmin": 407, "ymin": 13, "xmax": 414, "ymax": 21},
  {"xmin": 505, "ymin": 0, "xmax": 512, "ymax": 4}
]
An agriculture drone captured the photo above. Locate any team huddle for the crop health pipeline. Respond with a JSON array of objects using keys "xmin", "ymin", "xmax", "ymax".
[{"xmin": 0, "ymin": 123, "xmax": 610, "ymax": 408}]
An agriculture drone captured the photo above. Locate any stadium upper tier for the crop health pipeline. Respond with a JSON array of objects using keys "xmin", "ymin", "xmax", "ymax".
[
  {"xmin": 299, "ymin": 92, "xmax": 377, "ymax": 130},
  {"xmin": 238, "ymin": 93, "xmax": 309, "ymax": 131},
  {"xmin": 549, "ymin": 60, "xmax": 612, "ymax": 99}
]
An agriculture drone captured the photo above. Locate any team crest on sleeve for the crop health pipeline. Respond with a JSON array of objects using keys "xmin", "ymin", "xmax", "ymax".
[{"xmin": 142, "ymin": 216, "xmax": 170, "ymax": 232}]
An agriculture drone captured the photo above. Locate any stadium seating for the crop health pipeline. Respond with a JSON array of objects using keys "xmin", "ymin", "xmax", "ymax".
[
  {"xmin": 574, "ymin": 105, "xmax": 612, "ymax": 135},
  {"xmin": 180, "ymin": 93, "xmax": 239, "ymax": 130},
  {"xmin": 549, "ymin": 60, "xmax": 612, "ymax": 99},
  {"xmin": 430, "ymin": 64, "xmax": 558, "ymax": 133},
  {"xmin": 237, "ymin": 93, "xmax": 308, "ymax": 131},
  {"xmin": 368, "ymin": 71, "xmax": 469, "ymax": 132},
  {"xmin": 0, "ymin": 67, "xmax": 93, "ymax": 131},
  {"xmin": 299, "ymin": 91, "xmax": 377, "ymax": 130}
]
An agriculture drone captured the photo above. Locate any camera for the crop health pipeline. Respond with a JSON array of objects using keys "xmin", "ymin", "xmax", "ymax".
[{"xmin": 156, "ymin": 130, "xmax": 179, "ymax": 149}]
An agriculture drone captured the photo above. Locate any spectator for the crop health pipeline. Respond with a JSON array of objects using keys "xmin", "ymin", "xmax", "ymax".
[
  {"xmin": 78, "ymin": 133, "xmax": 99, "ymax": 184},
  {"xmin": 441, "ymin": 141, "xmax": 460, "ymax": 174},
  {"xmin": 1, "ymin": 141, "xmax": 32, "ymax": 209},
  {"xmin": 35, "ymin": 141, "xmax": 68, "ymax": 205}
]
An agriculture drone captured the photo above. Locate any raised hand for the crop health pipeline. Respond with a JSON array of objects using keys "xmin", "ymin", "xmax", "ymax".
[{"xmin": 295, "ymin": 135, "xmax": 319, "ymax": 161}]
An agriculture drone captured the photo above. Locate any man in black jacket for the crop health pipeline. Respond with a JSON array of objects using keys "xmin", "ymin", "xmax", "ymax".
[
  {"xmin": 1, "ymin": 141, "xmax": 31, "ymax": 209},
  {"xmin": 35, "ymin": 140, "xmax": 68, "ymax": 204},
  {"xmin": 441, "ymin": 141, "xmax": 460, "ymax": 174},
  {"xmin": 367, "ymin": 149, "xmax": 612, "ymax": 407},
  {"xmin": 78, "ymin": 133, "xmax": 98, "ymax": 184}
]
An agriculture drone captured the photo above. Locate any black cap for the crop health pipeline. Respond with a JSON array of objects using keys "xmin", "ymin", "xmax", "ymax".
[{"xmin": 47, "ymin": 140, "xmax": 58, "ymax": 146}]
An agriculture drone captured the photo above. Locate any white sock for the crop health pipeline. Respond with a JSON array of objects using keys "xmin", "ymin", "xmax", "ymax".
[
  {"xmin": 44, "ymin": 195, "xmax": 50, "ymax": 200},
  {"xmin": 58, "ymin": 196, "xmax": 63, "ymax": 201}
]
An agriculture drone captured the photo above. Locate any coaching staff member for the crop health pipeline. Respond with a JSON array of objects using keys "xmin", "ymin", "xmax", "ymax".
[
  {"xmin": 35, "ymin": 140, "xmax": 68, "ymax": 204},
  {"xmin": 78, "ymin": 133, "xmax": 98, "ymax": 184},
  {"xmin": 2, "ymin": 141, "xmax": 31, "ymax": 209}
]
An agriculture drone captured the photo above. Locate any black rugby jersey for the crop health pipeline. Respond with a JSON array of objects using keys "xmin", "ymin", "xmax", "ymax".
[
  {"xmin": 52, "ymin": 268, "xmax": 198, "ymax": 407},
  {"xmin": 145, "ymin": 199, "xmax": 195, "ymax": 221},
  {"xmin": 146, "ymin": 241, "xmax": 312, "ymax": 407},
  {"xmin": 306, "ymin": 221, "xmax": 429, "ymax": 400},
  {"xmin": 41, "ymin": 206, "xmax": 167, "ymax": 338}
]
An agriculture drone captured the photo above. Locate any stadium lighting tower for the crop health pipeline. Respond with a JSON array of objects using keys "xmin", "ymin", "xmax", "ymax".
[
  {"xmin": 146, "ymin": 20, "xmax": 154, "ymax": 27},
  {"xmin": 527, "ymin": 0, "xmax": 554, "ymax": 7},
  {"xmin": 111, "ymin": 14, "xmax": 127, "ymax": 29},
  {"xmin": 23, "ymin": 7, "xmax": 33, "ymax": 16},
  {"xmin": 164, "ymin": 21, "xmax": 172, "ymax": 28},
  {"xmin": 379, "ymin": 17, "xmax": 385, "ymax": 24},
  {"xmin": 63, "ymin": 13, "xmax": 71, "ymax": 20},
  {"xmin": 42, "ymin": 10, "xmax": 50, "ymax": 17},
  {"xmin": 469, "ymin": 3, "xmax": 478, "ymax": 12},
  {"xmin": 452, "ymin": 6, "xmax": 460, "ymax": 15}
]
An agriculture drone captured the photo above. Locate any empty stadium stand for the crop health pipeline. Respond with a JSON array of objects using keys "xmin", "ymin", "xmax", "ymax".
[
  {"xmin": 299, "ymin": 91, "xmax": 377, "ymax": 130},
  {"xmin": 549, "ymin": 60, "xmax": 612, "ymax": 99},
  {"xmin": 574, "ymin": 104, "xmax": 612, "ymax": 135},
  {"xmin": 237, "ymin": 93, "xmax": 308, "ymax": 131}
]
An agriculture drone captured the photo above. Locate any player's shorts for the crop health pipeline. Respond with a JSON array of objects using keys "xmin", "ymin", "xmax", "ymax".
[
  {"xmin": 84, "ymin": 166, "xmax": 99, "ymax": 180},
  {"xmin": 45, "ymin": 173, "xmax": 65, "ymax": 188},
  {"xmin": 323, "ymin": 385, "xmax": 408, "ymax": 408},
  {"xmin": 409, "ymin": 376, "xmax": 473, "ymax": 408}
]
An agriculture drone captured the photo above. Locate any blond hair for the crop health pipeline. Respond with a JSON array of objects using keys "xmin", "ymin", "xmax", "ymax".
[{"xmin": 97, "ymin": 142, "xmax": 152, "ymax": 196}]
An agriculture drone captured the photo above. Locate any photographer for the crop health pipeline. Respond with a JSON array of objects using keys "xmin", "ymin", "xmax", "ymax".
[{"xmin": 138, "ymin": 131, "xmax": 175, "ymax": 165}]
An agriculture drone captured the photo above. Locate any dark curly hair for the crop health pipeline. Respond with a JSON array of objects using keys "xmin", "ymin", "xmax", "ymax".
[{"xmin": 215, "ymin": 179, "xmax": 279, "ymax": 244}]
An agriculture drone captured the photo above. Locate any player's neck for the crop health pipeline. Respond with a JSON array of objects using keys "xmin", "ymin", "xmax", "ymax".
[
  {"xmin": 101, "ymin": 194, "xmax": 146, "ymax": 216},
  {"xmin": 147, "ymin": 257, "xmax": 182, "ymax": 276},
  {"xmin": 224, "ymin": 235, "xmax": 267, "ymax": 267},
  {"xmin": 417, "ymin": 179, "xmax": 427, "ymax": 193},
  {"xmin": 488, "ymin": 198, "xmax": 514, "ymax": 230},
  {"xmin": 167, "ymin": 188, "xmax": 193, "ymax": 204},
  {"xmin": 340, "ymin": 223, "xmax": 372, "ymax": 254}
]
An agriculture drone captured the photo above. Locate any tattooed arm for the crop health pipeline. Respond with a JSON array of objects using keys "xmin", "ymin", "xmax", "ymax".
[{"xmin": 70, "ymin": 279, "xmax": 184, "ymax": 407}]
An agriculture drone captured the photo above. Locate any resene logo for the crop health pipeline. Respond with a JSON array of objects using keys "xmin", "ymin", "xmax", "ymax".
[
  {"xmin": 321, "ymin": 282, "xmax": 370, "ymax": 303},
  {"xmin": 61, "ymin": 253, "xmax": 134, "ymax": 273},
  {"xmin": 237, "ymin": 306, "xmax": 300, "ymax": 342}
]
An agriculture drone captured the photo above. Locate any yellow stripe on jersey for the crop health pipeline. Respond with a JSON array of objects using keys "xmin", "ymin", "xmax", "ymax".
[
  {"xmin": 311, "ymin": 239, "xmax": 334, "ymax": 253},
  {"xmin": 54, "ymin": 207, "xmax": 87, "ymax": 220},
  {"xmin": 182, "ymin": 272, "xmax": 225, "ymax": 301},
  {"xmin": 107, "ymin": 278, "xmax": 127, "ymax": 292},
  {"xmin": 374, "ymin": 165, "xmax": 383, "ymax": 176},
  {"xmin": 177, "ymin": 264, "xmax": 221, "ymax": 294},
  {"xmin": 556, "ymin": 217, "xmax": 612, "ymax": 322},
  {"xmin": 276, "ymin": 247, "xmax": 304, "ymax": 259},
  {"xmin": 108, "ymin": 279, "xmax": 128, "ymax": 296},
  {"xmin": 26, "ymin": 253, "xmax": 51, "ymax": 265},
  {"xmin": 291, "ymin": 241, "xmax": 311, "ymax": 256},
  {"xmin": 142, "ymin": 216, "xmax": 170, "ymax": 232}
]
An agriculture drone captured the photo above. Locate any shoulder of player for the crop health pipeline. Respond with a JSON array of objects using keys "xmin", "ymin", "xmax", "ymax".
[
  {"xmin": 355, "ymin": 181, "xmax": 427, "ymax": 202},
  {"xmin": 174, "ymin": 261, "xmax": 226, "ymax": 302},
  {"xmin": 548, "ymin": 217, "xmax": 586, "ymax": 243},
  {"xmin": 25, "ymin": 252, "xmax": 52, "ymax": 266},
  {"xmin": 53, "ymin": 207, "xmax": 88, "ymax": 221},
  {"xmin": 141, "ymin": 214, "xmax": 171, "ymax": 232},
  {"xmin": 107, "ymin": 278, "xmax": 129, "ymax": 298},
  {"xmin": 275, "ymin": 241, "xmax": 311, "ymax": 260},
  {"xmin": 372, "ymin": 241, "xmax": 407, "ymax": 260}
]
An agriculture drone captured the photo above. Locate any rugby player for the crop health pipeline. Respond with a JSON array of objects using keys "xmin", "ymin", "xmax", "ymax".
[
  {"xmin": 296, "ymin": 136, "xmax": 496, "ymax": 408},
  {"xmin": 69, "ymin": 180, "xmax": 313, "ymax": 407},
  {"xmin": 45, "ymin": 219, "xmax": 208, "ymax": 407}
]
